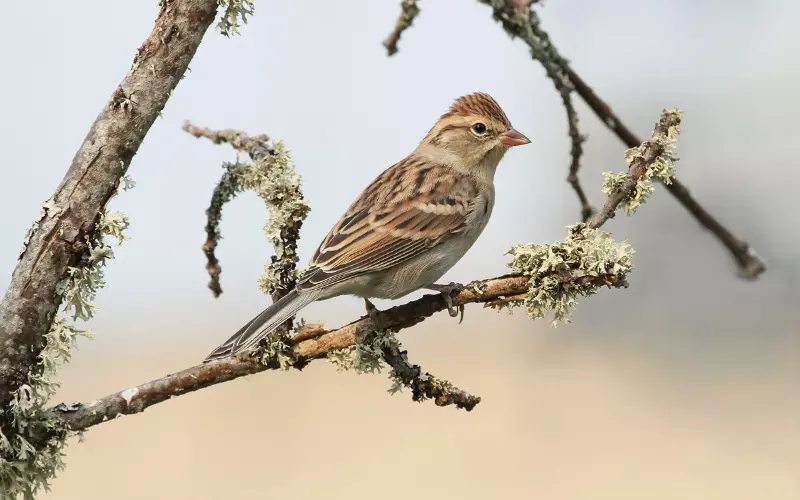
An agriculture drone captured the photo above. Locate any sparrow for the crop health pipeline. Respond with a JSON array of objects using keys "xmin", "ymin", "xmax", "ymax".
[{"xmin": 204, "ymin": 92, "xmax": 530, "ymax": 362}]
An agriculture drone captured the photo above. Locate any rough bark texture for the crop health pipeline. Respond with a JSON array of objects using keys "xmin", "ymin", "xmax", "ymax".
[{"xmin": 0, "ymin": 0, "xmax": 218, "ymax": 412}]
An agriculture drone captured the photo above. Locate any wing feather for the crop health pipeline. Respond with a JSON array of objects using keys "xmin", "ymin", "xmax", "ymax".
[{"xmin": 298, "ymin": 158, "xmax": 478, "ymax": 291}]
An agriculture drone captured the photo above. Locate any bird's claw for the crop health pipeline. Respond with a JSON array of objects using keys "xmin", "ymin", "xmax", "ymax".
[{"xmin": 429, "ymin": 282, "xmax": 465, "ymax": 323}]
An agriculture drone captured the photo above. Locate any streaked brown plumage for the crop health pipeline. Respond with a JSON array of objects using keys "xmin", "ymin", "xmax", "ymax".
[{"xmin": 204, "ymin": 92, "xmax": 530, "ymax": 361}]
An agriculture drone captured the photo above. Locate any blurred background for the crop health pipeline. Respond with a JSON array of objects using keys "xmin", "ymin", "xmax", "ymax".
[{"xmin": 2, "ymin": 0, "xmax": 799, "ymax": 498}]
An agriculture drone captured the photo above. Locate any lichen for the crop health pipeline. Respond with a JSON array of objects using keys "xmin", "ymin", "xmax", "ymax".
[
  {"xmin": 0, "ymin": 197, "xmax": 131, "ymax": 498},
  {"xmin": 601, "ymin": 170, "xmax": 653, "ymax": 215},
  {"xmin": 201, "ymin": 136, "xmax": 309, "ymax": 300},
  {"xmin": 245, "ymin": 142, "xmax": 311, "ymax": 298},
  {"xmin": 216, "ymin": 0, "xmax": 255, "ymax": 37},
  {"xmin": 505, "ymin": 224, "xmax": 634, "ymax": 326},
  {"xmin": 327, "ymin": 329, "xmax": 400, "ymax": 375},
  {"xmin": 255, "ymin": 331, "xmax": 294, "ymax": 371},
  {"xmin": 602, "ymin": 109, "xmax": 681, "ymax": 215}
]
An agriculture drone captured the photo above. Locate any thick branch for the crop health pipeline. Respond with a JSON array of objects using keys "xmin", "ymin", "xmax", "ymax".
[
  {"xmin": 0, "ymin": 0, "xmax": 218, "ymax": 411},
  {"xmin": 52, "ymin": 109, "xmax": 681, "ymax": 428}
]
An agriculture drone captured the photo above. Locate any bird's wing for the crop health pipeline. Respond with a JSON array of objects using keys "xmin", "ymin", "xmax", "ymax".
[{"xmin": 298, "ymin": 158, "xmax": 480, "ymax": 291}]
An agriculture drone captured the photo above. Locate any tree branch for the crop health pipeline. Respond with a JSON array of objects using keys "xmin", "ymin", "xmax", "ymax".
[
  {"xmin": 52, "ymin": 109, "xmax": 682, "ymax": 429},
  {"xmin": 0, "ymin": 0, "xmax": 218, "ymax": 414},
  {"xmin": 564, "ymin": 69, "xmax": 766, "ymax": 278},
  {"xmin": 182, "ymin": 121, "xmax": 309, "ymax": 301},
  {"xmin": 383, "ymin": 0, "xmax": 421, "ymax": 56},
  {"xmin": 474, "ymin": 0, "xmax": 765, "ymax": 278}
]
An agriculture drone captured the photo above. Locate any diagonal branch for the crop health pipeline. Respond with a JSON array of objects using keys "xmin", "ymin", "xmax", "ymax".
[
  {"xmin": 564, "ymin": 69, "xmax": 766, "ymax": 278},
  {"xmin": 475, "ymin": 0, "xmax": 765, "ymax": 278},
  {"xmin": 0, "ymin": 0, "xmax": 218, "ymax": 418},
  {"xmin": 52, "ymin": 109, "xmax": 682, "ymax": 429}
]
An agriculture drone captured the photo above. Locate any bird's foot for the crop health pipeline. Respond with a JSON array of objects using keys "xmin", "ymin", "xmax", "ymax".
[
  {"xmin": 364, "ymin": 298, "xmax": 381, "ymax": 327},
  {"xmin": 424, "ymin": 282, "xmax": 465, "ymax": 323}
]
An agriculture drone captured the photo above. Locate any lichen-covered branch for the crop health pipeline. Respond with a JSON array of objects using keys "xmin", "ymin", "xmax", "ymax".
[
  {"xmin": 327, "ymin": 327, "xmax": 481, "ymax": 410},
  {"xmin": 52, "ymin": 108, "xmax": 681, "ymax": 428},
  {"xmin": 476, "ymin": 0, "xmax": 591, "ymax": 221},
  {"xmin": 589, "ymin": 109, "xmax": 682, "ymax": 229},
  {"xmin": 383, "ymin": 0, "xmax": 421, "ymax": 56},
  {"xmin": 182, "ymin": 121, "xmax": 310, "ymax": 301},
  {"xmin": 216, "ymin": 0, "xmax": 255, "ymax": 37},
  {"xmin": 51, "ymin": 273, "xmax": 571, "ymax": 430},
  {"xmin": 380, "ymin": 336, "xmax": 482, "ymax": 411},
  {"xmin": 563, "ymin": 68, "xmax": 766, "ymax": 278},
  {"xmin": 0, "ymin": 1, "xmax": 218, "ymax": 496},
  {"xmin": 476, "ymin": 0, "xmax": 764, "ymax": 278}
]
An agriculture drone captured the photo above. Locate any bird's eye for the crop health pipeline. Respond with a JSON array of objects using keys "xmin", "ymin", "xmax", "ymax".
[{"xmin": 471, "ymin": 122, "xmax": 487, "ymax": 135}]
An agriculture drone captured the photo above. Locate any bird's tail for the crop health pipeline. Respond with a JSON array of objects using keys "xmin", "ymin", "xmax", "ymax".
[{"xmin": 203, "ymin": 289, "xmax": 315, "ymax": 362}]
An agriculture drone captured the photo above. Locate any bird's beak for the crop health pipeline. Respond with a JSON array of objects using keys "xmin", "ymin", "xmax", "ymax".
[{"xmin": 499, "ymin": 128, "xmax": 531, "ymax": 147}]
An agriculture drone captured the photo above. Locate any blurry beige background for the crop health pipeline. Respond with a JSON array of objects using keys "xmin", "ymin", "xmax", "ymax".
[{"xmin": 2, "ymin": 0, "xmax": 799, "ymax": 498}]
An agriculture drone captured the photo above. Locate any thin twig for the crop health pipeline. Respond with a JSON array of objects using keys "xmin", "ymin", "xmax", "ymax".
[
  {"xmin": 52, "ymin": 109, "xmax": 680, "ymax": 428},
  {"xmin": 587, "ymin": 110, "xmax": 681, "ymax": 229},
  {"xmin": 183, "ymin": 121, "xmax": 309, "ymax": 301},
  {"xmin": 565, "ymin": 69, "xmax": 766, "ymax": 278},
  {"xmin": 381, "ymin": 341, "xmax": 481, "ymax": 410},
  {"xmin": 479, "ymin": 1, "xmax": 592, "ymax": 221},
  {"xmin": 476, "ymin": 0, "xmax": 764, "ymax": 278},
  {"xmin": 383, "ymin": 0, "xmax": 421, "ymax": 56}
]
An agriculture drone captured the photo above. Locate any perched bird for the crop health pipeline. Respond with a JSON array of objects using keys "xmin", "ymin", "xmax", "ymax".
[{"xmin": 204, "ymin": 92, "xmax": 530, "ymax": 362}]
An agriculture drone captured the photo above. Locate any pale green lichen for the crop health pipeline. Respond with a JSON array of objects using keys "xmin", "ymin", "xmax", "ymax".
[
  {"xmin": 246, "ymin": 142, "xmax": 310, "ymax": 298},
  {"xmin": 0, "ymin": 201, "xmax": 130, "ymax": 499},
  {"xmin": 505, "ymin": 225, "xmax": 635, "ymax": 326},
  {"xmin": 216, "ymin": 0, "xmax": 254, "ymax": 37},
  {"xmin": 601, "ymin": 170, "xmax": 653, "ymax": 215},
  {"xmin": 203, "ymin": 137, "xmax": 309, "ymax": 300},
  {"xmin": 256, "ymin": 332, "xmax": 293, "ymax": 371},
  {"xmin": 327, "ymin": 329, "xmax": 400, "ymax": 375},
  {"xmin": 119, "ymin": 175, "xmax": 136, "ymax": 192},
  {"xmin": 602, "ymin": 109, "xmax": 682, "ymax": 215}
]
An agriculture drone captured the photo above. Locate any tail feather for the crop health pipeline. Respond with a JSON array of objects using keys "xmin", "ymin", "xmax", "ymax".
[{"xmin": 204, "ymin": 289, "xmax": 314, "ymax": 362}]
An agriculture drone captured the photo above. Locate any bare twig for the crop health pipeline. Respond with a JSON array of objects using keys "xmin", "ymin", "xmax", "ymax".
[
  {"xmin": 383, "ymin": 0, "xmax": 421, "ymax": 56},
  {"xmin": 52, "ymin": 108, "xmax": 681, "ymax": 427},
  {"xmin": 0, "ymin": 0, "xmax": 217, "ymax": 417}
]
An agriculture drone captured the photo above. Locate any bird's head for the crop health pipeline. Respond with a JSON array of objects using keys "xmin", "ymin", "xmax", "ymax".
[{"xmin": 418, "ymin": 92, "xmax": 530, "ymax": 174}]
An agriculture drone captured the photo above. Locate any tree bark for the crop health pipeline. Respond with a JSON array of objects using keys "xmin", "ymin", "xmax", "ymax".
[{"xmin": 0, "ymin": 0, "xmax": 218, "ymax": 411}]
